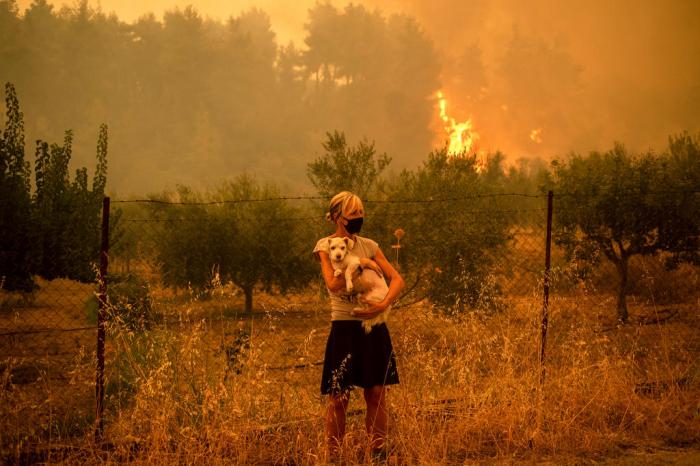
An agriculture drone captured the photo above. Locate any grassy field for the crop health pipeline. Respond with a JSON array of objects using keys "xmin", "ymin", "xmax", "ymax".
[{"xmin": 2, "ymin": 275, "xmax": 699, "ymax": 464}]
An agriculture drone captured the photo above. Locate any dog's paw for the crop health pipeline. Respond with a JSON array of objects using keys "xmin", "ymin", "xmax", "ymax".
[
  {"xmin": 346, "ymin": 282, "xmax": 354, "ymax": 293},
  {"xmin": 334, "ymin": 269, "xmax": 342, "ymax": 277}
]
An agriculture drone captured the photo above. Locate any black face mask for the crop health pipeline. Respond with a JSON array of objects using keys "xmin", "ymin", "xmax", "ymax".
[{"xmin": 344, "ymin": 217, "xmax": 364, "ymax": 234}]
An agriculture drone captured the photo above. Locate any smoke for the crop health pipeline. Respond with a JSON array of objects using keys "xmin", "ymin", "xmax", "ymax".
[
  {"xmin": 15, "ymin": 0, "xmax": 700, "ymax": 162},
  {"xmin": 370, "ymin": 0, "xmax": 700, "ymax": 157}
]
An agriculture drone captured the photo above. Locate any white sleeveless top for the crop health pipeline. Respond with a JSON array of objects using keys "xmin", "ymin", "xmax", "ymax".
[{"xmin": 313, "ymin": 235, "xmax": 380, "ymax": 321}]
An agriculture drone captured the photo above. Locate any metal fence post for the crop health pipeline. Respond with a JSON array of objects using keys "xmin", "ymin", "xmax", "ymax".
[
  {"xmin": 95, "ymin": 196, "xmax": 110, "ymax": 441},
  {"xmin": 532, "ymin": 190, "xmax": 554, "ymax": 446},
  {"xmin": 539, "ymin": 190, "xmax": 553, "ymax": 386}
]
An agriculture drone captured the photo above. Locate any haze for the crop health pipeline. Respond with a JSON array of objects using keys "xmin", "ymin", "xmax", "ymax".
[{"xmin": 6, "ymin": 0, "xmax": 700, "ymax": 194}]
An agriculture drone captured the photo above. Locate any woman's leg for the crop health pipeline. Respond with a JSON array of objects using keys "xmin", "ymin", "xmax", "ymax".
[
  {"xmin": 363, "ymin": 385, "xmax": 387, "ymax": 452},
  {"xmin": 326, "ymin": 392, "xmax": 350, "ymax": 455}
]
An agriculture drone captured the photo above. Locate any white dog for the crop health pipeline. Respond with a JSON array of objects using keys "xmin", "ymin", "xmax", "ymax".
[{"xmin": 328, "ymin": 237, "xmax": 390, "ymax": 333}]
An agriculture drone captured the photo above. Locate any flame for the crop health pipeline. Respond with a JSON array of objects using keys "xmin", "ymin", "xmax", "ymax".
[
  {"xmin": 437, "ymin": 91, "xmax": 480, "ymax": 156},
  {"xmin": 530, "ymin": 128, "xmax": 543, "ymax": 144}
]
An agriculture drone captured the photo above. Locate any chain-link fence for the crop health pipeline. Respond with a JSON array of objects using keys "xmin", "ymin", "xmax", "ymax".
[
  {"xmin": 100, "ymin": 193, "xmax": 553, "ymax": 398},
  {"xmin": 2, "ymin": 191, "xmax": 699, "ymax": 461},
  {"xmin": 0, "ymin": 201, "xmax": 99, "ymax": 457}
]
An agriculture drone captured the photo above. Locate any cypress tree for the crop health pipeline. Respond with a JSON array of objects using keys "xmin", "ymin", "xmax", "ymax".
[{"xmin": 0, "ymin": 83, "xmax": 33, "ymax": 292}]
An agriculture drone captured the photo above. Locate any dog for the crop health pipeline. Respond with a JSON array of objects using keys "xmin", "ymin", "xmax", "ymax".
[{"xmin": 328, "ymin": 237, "xmax": 390, "ymax": 333}]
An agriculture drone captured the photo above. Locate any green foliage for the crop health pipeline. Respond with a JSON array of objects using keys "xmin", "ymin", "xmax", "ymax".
[
  {"xmin": 215, "ymin": 176, "xmax": 316, "ymax": 308},
  {"xmin": 151, "ymin": 176, "xmax": 317, "ymax": 312},
  {"xmin": 223, "ymin": 326, "xmax": 250, "ymax": 376},
  {"xmin": 104, "ymin": 330, "xmax": 165, "ymax": 406},
  {"xmin": 306, "ymin": 138, "xmax": 517, "ymax": 314},
  {"xmin": 107, "ymin": 206, "xmax": 138, "ymax": 274},
  {"xmin": 149, "ymin": 186, "xmax": 229, "ymax": 294},
  {"xmin": 93, "ymin": 124, "xmax": 108, "ymax": 195},
  {"xmin": 108, "ymin": 273, "xmax": 152, "ymax": 330},
  {"xmin": 657, "ymin": 133, "xmax": 700, "ymax": 267},
  {"xmin": 376, "ymin": 149, "xmax": 513, "ymax": 313},
  {"xmin": 31, "ymin": 127, "xmax": 107, "ymax": 282},
  {"xmin": 0, "ymin": 82, "xmax": 33, "ymax": 291},
  {"xmin": 306, "ymin": 131, "xmax": 391, "ymax": 199},
  {"xmin": 0, "ymin": 82, "xmax": 109, "ymax": 288},
  {"xmin": 85, "ymin": 273, "xmax": 152, "ymax": 331},
  {"xmin": 549, "ymin": 136, "xmax": 700, "ymax": 321}
]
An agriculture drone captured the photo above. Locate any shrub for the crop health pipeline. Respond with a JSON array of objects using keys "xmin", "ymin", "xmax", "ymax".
[{"xmin": 85, "ymin": 273, "xmax": 152, "ymax": 331}]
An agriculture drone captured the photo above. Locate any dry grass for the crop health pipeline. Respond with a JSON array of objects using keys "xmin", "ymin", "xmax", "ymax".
[{"xmin": 2, "ymin": 277, "xmax": 699, "ymax": 464}]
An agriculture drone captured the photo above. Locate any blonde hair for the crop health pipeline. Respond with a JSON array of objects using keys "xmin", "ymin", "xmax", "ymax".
[{"xmin": 326, "ymin": 191, "xmax": 364, "ymax": 223}]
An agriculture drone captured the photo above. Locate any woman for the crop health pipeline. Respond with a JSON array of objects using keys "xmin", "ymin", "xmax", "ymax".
[{"xmin": 313, "ymin": 191, "xmax": 405, "ymax": 459}]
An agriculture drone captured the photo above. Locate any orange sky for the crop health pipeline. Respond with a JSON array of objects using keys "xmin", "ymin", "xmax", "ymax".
[{"xmin": 15, "ymin": 0, "xmax": 314, "ymax": 43}]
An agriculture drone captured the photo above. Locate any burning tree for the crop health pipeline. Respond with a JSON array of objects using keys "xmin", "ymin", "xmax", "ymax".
[{"xmin": 549, "ymin": 135, "xmax": 700, "ymax": 322}]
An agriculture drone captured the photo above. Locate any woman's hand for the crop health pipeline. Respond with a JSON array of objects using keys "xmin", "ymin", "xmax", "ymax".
[
  {"xmin": 352, "ymin": 298, "xmax": 388, "ymax": 320},
  {"xmin": 359, "ymin": 258, "xmax": 383, "ymax": 277}
]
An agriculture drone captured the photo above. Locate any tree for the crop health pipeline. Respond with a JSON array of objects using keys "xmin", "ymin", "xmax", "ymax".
[
  {"xmin": 215, "ymin": 176, "xmax": 316, "ymax": 312},
  {"xmin": 4, "ymin": 2, "xmax": 446, "ymax": 193},
  {"xmin": 0, "ymin": 82, "xmax": 33, "ymax": 291},
  {"xmin": 302, "ymin": 6, "xmax": 441, "ymax": 167},
  {"xmin": 549, "ymin": 137, "xmax": 700, "ymax": 322},
  {"xmin": 0, "ymin": 1, "xmax": 22, "ymax": 82},
  {"xmin": 378, "ymin": 149, "xmax": 513, "ymax": 313},
  {"xmin": 152, "ymin": 177, "xmax": 316, "ymax": 312},
  {"xmin": 307, "ymin": 131, "xmax": 391, "ymax": 200},
  {"xmin": 303, "ymin": 2, "xmax": 341, "ymax": 85},
  {"xmin": 32, "ymin": 125, "xmax": 108, "ymax": 281},
  {"xmin": 659, "ymin": 133, "xmax": 700, "ymax": 266},
  {"xmin": 148, "ymin": 186, "xmax": 228, "ymax": 294}
]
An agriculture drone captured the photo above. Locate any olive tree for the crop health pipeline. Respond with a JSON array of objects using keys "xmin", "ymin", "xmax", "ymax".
[
  {"xmin": 153, "ymin": 176, "xmax": 316, "ymax": 312},
  {"xmin": 378, "ymin": 149, "xmax": 513, "ymax": 313},
  {"xmin": 215, "ymin": 176, "xmax": 316, "ymax": 312},
  {"xmin": 549, "ymin": 135, "xmax": 700, "ymax": 322},
  {"xmin": 306, "ymin": 130, "xmax": 391, "ymax": 200}
]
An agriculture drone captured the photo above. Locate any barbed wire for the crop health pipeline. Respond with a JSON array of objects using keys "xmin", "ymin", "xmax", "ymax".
[
  {"xmin": 110, "ymin": 189, "xmax": 699, "ymax": 206},
  {"xmin": 112, "ymin": 192, "xmax": 546, "ymax": 205},
  {"xmin": 554, "ymin": 189, "xmax": 700, "ymax": 198},
  {"xmin": 118, "ymin": 207, "xmax": 549, "ymax": 224},
  {"xmin": 112, "ymin": 196, "xmax": 326, "ymax": 205}
]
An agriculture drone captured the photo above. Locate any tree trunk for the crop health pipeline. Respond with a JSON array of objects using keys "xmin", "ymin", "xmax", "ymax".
[
  {"xmin": 244, "ymin": 286, "xmax": 253, "ymax": 313},
  {"xmin": 615, "ymin": 257, "xmax": 629, "ymax": 323}
]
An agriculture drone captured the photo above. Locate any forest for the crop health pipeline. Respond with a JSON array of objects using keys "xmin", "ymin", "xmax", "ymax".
[
  {"xmin": 3, "ymin": 0, "xmax": 698, "ymax": 194},
  {"xmin": 1, "ymin": 0, "xmax": 441, "ymax": 193}
]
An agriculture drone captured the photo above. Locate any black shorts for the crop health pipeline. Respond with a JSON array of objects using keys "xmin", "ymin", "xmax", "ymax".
[{"xmin": 321, "ymin": 320, "xmax": 400, "ymax": 395}]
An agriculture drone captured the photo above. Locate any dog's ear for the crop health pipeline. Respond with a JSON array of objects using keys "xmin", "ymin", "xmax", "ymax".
[
  {"xmin": 346, "ymin": 237, "xmax": 355, "ymax": 250},
  {"xmin": 327, "ymin": 238, "xmax": 332, "ymax": 249}
]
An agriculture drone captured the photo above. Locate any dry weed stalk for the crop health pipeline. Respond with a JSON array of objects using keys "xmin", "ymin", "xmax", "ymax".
[{"xmin": 3, "ymin": 276, "xmax": 698, "ymax": 463}]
